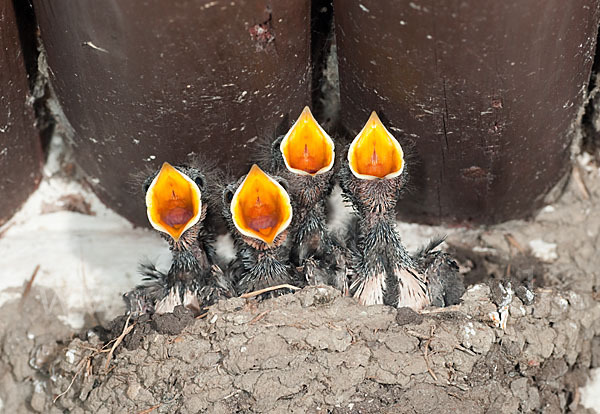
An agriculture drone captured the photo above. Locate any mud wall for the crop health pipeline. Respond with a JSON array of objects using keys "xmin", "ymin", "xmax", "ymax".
[{"xmin": 7, "ymin": 285, "xmax": 599, "ymax": 413}]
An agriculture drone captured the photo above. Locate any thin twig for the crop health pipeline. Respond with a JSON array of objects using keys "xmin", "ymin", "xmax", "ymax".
[
  {"xmin": 406, "ymin": 330, "xmax": 430, "ymax": 340},
  {"xmin": 0, "ymin": 221, "xmax": 15, "ymax": 239},
  {"xmin": 100, "ymin": 337, "xmax": 118, "ymax": 352},
  {"xmin": 573, "ymin": 388, "xmax": 581, "ymax": 407},
  {"xmin": 21, "ymin": 265, "xmax": 40, "ymax": 303},
  {"xmin": 423, "ymin": 326, "xmax": 438, "ymax": 382},
  {"xmin": 86, "ymin": 358, "xmax": 92, "ymax": 377},
  {"xmin": 104, "ymin": 315, "xmax": 135, "ymax": 372},
  {"xmin": 504, "ymin": 233, "xmax": 525, "ymax": 254},
  {"xmin": 195, "ymin": 311, "xmax": 209, "ymax": 320},
  {"xmin": 346, "ymin": 327, "xmax": 357, "ymax": 345},
  {"xmin": 78, "ymin": 344, "xmax": 111, "ymax": 353},
  {"xmin": 137, "ymin": 403, "xmax": 161, "ymax": 414},
  {"xmin": 420, "ymin": 305, "xmax": 460, "ymax": 314},
  {"xmin": 248, "ymin": 310, "xmax": 270, "ymax": 324},
  {"xmin": 240, "ymin": 284, "xmax": 300, "ymax": 298},
  {"xmin": 572, "ymin": 164, "xmax": 591, "ymax": 200},
  {"xmin": 454, "ymin": 344, "xmax": 476, "ymax": 356},
  {"xmin": 53, "ymin": 358, "xmax": 87, "ymax": 403}
]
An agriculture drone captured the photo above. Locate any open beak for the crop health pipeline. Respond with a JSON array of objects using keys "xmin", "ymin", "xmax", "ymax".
[
  {"xmin": 230, "ymin": 164, "xmax": 293, "ymax": 245},
  {"xmin": 348, "ymin": 111, "xmax": 404, "ymax": 180},
  {"xmin": 280, "ymin": 106, "xmax": 335, "ymax": 176},
  {"xmin": 145, "ymin": 162, "xmax": 202, "ymax": 241}
]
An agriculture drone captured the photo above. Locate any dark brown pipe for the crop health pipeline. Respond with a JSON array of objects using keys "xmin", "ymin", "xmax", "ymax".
[
  {"xmin": 0, "ymin": 0, "xmax": 43, "ymax": 225},
  {"xmin": 33, "ymin": 0, "xmax": 312, "ymax": 226},
  {"xmin": 335, "ymin": 0, "xmax": 599, "ymax": 224}
]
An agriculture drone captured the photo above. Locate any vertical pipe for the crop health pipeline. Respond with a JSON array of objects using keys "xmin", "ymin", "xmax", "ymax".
[
  {"xmin": 0, "ymin": 0, "xmax": 43, "ymax": 225},
  {"xmin": 33, "ymin": 0, "xmax": 312, "ymax": 226},
  {"xmin": 335, "ymin": 0, "xmax": 600, "ymax": 224}
]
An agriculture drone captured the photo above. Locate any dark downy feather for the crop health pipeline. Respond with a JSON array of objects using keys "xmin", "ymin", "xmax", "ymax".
[
  {"xmin": 221, "ymin": 173, "xmax": 300, "ymax": 299},
  {"xmin": 125, "ymin": 161, "xmax": 234, "ymax": 316},
  {"xmin": 413, "ymin": 238, "xmax": 464, "ymax": 307},
  {"xmin": 262, "ymin": 134, "xmax": 349, "ymax": 292},
  {"xmin": 339, "ymin": 143, "xmax": 463, "ymax": 310}
]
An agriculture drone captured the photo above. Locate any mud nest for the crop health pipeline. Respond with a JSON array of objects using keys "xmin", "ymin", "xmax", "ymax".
[{"xmin": 3, "ymin": 278, "xmax": 599, "ymax": 414}]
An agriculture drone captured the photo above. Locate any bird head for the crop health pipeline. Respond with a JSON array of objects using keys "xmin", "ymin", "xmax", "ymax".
[
  {"xmin": 276, "ymin": 106, "xmax": 336, "ymax": 206},
  {"xmin": 279, "ymin": 106, "xmax": 335, "ymax": 177},
  {"xmin": 224, "ymin": 164, "xmax": 293, "ymax": 249},
  {"xmin": 343, "ymin": 112, "xmax": 406, "ymax": 214},
  {"xmin": 144, "ymin": 162, "xmax": 205, "ymax": 244},
  {"xmin": 348, "ymin": 111, "xmax": 404, "ymax": 180}
]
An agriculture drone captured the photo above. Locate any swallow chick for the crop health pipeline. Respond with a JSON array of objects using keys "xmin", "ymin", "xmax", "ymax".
[
  {"xmin": 222, "ymin": 164, "xmax": 299, "ymax": 297},
  {"xmin": 265, "ymin": 107, "xmax": 348, "ymax": 291},
  {"xmin": 413, "ymin": 238, "xmax": 465, "ymax": 307},
  {"xmin": 125, "ymin": 162, "xmax": 233, "ymax": 316},
  {"xmin": 340, "ymin": 112, "xmax": 464, "ymax": 310}
]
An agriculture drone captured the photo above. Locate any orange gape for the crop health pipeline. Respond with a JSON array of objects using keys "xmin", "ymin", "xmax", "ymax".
[
  {"xmin": 146, "ymin": 162, "xmax": 202, "ymax": 241},
  {"xmin": 280, "ymin": 106, "xmax": 334, "ymax": 175},
  {"xmin": 231, "ymin": 165, "xmax": 292, "ymax": 244},
  {"xmin": 349, "ymin": 112, "xmax": 403, "ymax": 179}
]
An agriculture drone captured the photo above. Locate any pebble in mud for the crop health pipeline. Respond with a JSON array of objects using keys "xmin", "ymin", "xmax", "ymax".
[{"xmin": 395, "ymin": 307, "xmax": 424, "ymax": 326}]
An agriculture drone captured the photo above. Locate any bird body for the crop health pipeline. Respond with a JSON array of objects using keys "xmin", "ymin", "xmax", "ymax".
[
  {"xmin": 341, "ymin": 171, "xmax": 430, "ymax": 309},
  {"xmin": 413, "ymin": 238, "xmax": 464, "ymax": 307},
  {"xmin": 341, "ymin": 112, "xmax": 463, "ymax": 310},
  {"xmin": 268, "ymin": 107, "xmax": 348, "ymax": 292},
  {"xmin": 125, "ymin": 162, "xmax": 233, "ymax": 316},
  {"xmin": 229, "ymin": 235, "xmax": 294, "ymax": 294},
  {"xmin": 278, "ymin": 161, "xmax": 347, "ymax": 291},
  {"xmin": 223, "ymin": 164, "xmax": 298, "ymax": 297}
]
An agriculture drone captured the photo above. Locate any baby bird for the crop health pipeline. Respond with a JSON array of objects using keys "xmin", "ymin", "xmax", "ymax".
[
  {"xmin": 339, "ymin": 112, "xmax": 464, "ymax": 310},
  {"xmin": 414, "ymin": 238, "xmax": 465, "ymax": 307},
  {"xmin": 125, "ymin": 162, "xmax": 233, "ymax": 316},
  {"xmin": 268, "ymin": 107, "xmax": 347, "ymax": 291},
  {"xmin": 222, "ymin": 164, "xmax": 299, "ymax": 296}
]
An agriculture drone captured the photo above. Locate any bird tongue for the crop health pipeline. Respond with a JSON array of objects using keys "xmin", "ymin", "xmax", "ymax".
[
  {"xmin": 362, "ymin": 148, "xmax": 387, "ymax": 177},
  {"xmin": 246, "ymin": 196, "xmax": 278, "ymax": 236},
  {"xmin": 248, "ymin": 217, "xmax": 276, "ymax": 235},
  {"xmin": 160, "ymin": 192, "xmax": 194, "ymax": 229},
  {"xmin": 162, "ymin": 206, "xmax": 194, "ymax": 229},
  {"xmin": 291, "ymin": 143, "xmax": 320, "ymax": 174}
]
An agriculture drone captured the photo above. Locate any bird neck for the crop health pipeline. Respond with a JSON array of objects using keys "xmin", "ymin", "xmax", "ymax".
[
  {"xmin": 286, "ymin": 174, "xmax": 331, "ymax": 258},
  {"xmin": 236, "ymin": 245, "xmax": 292, "ymax": 293},
  {"xmin": 364, "ymin": 187, "xmax": 399, "ymax": 219},
  {"xmin": 167, "ymin": 223, "xmax": 213, "ymax": 277},
  {"xmin": 344, "ymin": 174, "xmax": 401, "ymax": 220},
  {"xmin": 170, "ymin": 249, "xmax": 202, "ymax": 275},
  {"xmin": 293, "ymin": 203, "xmax": 327, "ymax": 237},
  {"xmin": 360, "ymin": 218, "xmax": 409, "ymax": 256},
  {"xmin": 288, "ymin": 172, "xmax": 332, "ymax": 215}
]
